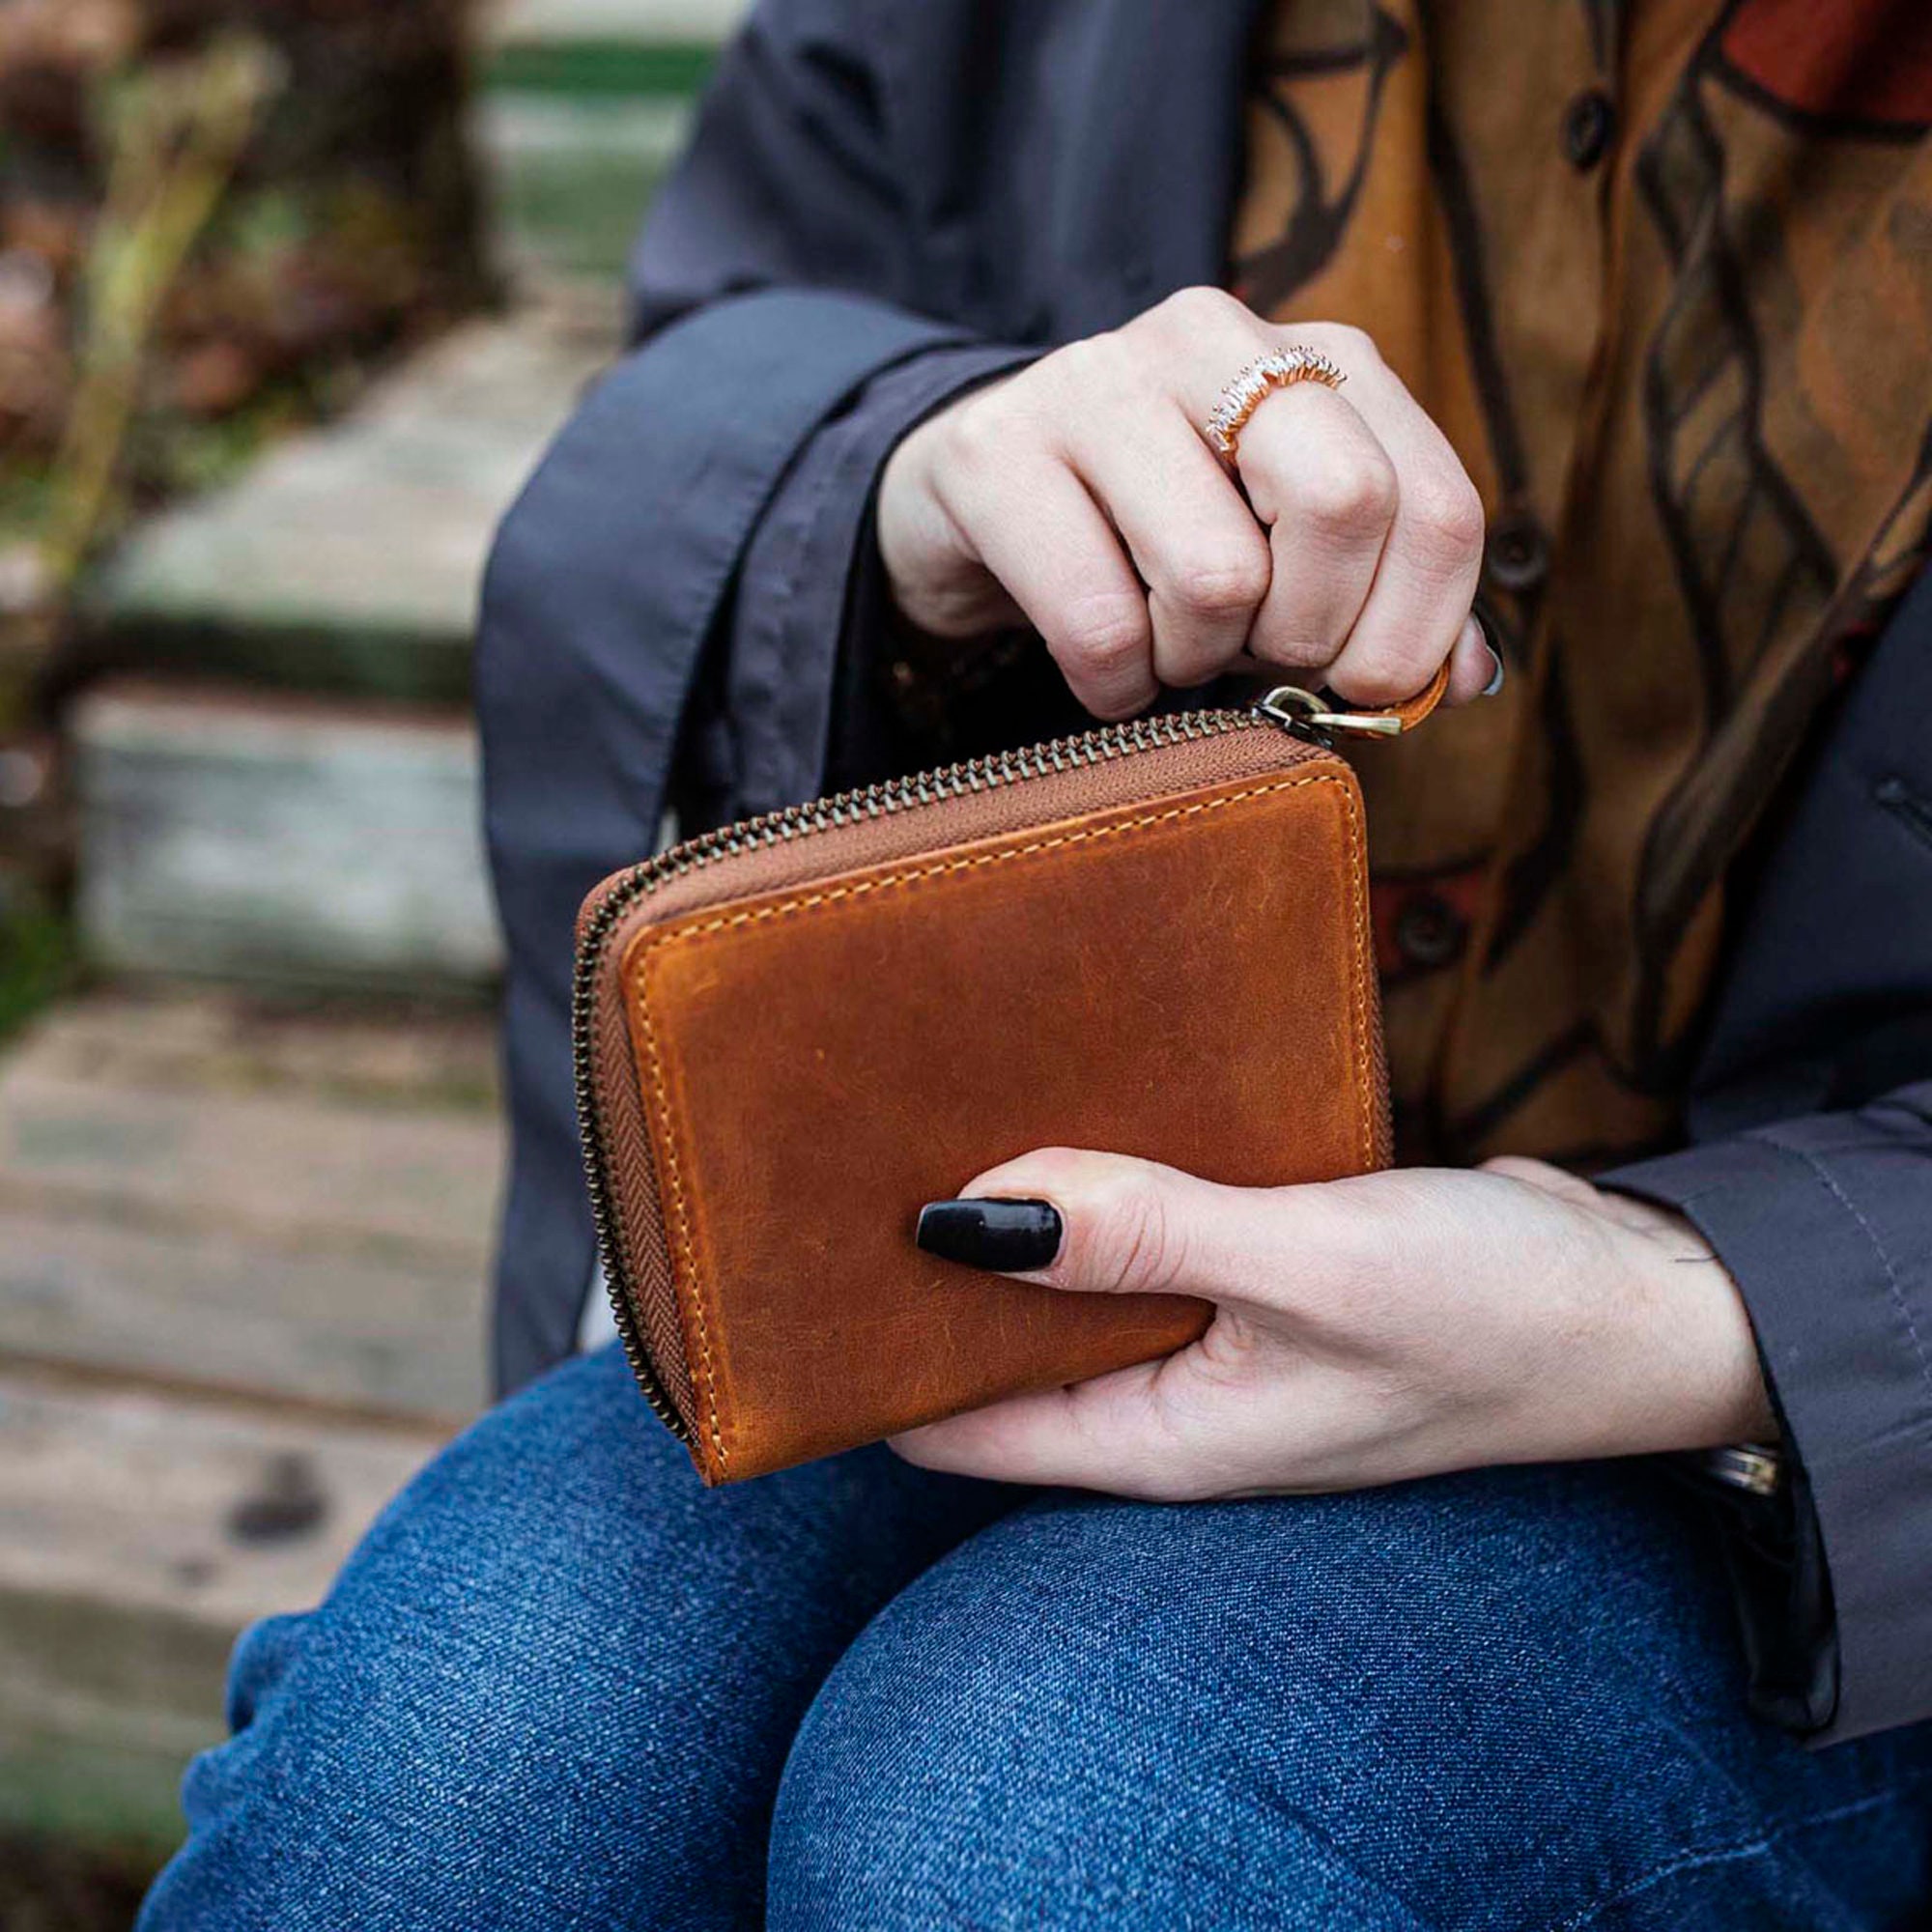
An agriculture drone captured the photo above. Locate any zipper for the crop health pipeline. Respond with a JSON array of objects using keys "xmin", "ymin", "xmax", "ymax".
[{"xmin": 571, "ymin": 699, "xmax": 1346, "ymax": 1435}]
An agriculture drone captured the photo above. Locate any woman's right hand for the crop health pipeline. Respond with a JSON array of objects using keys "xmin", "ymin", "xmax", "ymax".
[{"xmin": 875, "ymin": 288, "xmax": 1496, "ymax": 721}]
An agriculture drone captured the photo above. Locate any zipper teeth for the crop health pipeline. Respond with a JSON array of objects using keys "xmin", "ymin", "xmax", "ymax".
[{"xmin": 571, "ymin": 706, "xmax": 1274, "ymax": 1435}]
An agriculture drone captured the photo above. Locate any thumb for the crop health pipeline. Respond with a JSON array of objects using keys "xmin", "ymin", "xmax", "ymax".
[{"xmin": 914, "ymin": 1146, "xmax": 1268, "ymax": 1299}]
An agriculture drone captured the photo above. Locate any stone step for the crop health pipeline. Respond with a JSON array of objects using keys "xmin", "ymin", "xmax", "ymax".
[
  {"xmin": 81, "ymin": 310, "xmax": 611, "ymax": 703},
  {"xmin": 0, "ymin": 1366, "xmax": 440, "ymax": 1861},
  {"xmin": 0, "ymin": 988, "xmax": 497, "ymax": 1421},
  {"xmin": 72, "ymin": 681, "xmax": 502, "ymax": 992}
]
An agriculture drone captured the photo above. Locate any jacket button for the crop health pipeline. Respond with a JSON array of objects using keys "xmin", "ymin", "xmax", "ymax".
[
  {"xmin": 1485, "ymin": 510, "xmax": 1549, "ymax": 593},
  {"xmin": 1562, "ymin": 89, "xmax": 1616, "ymax": 171},
  {"xmin": 1394, "ymin": 892, "xmax": 1466, "ymax": 970}
]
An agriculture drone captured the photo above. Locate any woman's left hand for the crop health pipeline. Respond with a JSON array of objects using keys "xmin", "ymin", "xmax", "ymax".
[{"xmin": 893, "ymin": 1151, "xmax": 1775, "ymax": 1498}]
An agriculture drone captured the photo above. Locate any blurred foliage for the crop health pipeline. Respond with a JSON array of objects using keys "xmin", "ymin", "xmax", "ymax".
[
  {"xmin": 0, "ymin": 0, "xmax": 486, "ymax": 622},
  {"xmin": 0, "ymin": 873, "xmax": 67, "ymax": 1037},
  {"xmin": 39, "ymin": 33, "xmax": 278, "ymax": 598},
  {"xmin": 0, "ymin": 0, "xmax": 485, "ymax": 987}
]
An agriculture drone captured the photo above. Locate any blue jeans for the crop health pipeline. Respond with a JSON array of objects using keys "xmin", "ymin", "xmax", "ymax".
[{"xmin": 139, "ymin": 1345, "xmax": 1932, "ymax": 1930}]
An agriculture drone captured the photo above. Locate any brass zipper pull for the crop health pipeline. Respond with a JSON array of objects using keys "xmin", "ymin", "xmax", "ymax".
[{"xmin": 1253, "ymin": 685, "xmax": 1405, "ymax": 744}]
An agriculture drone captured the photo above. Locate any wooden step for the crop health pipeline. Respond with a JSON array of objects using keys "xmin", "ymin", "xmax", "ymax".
[
  {"xmin": 20, "ymin": 984, "xmax": 501, "ymax": 1111},
  {"xmin": 488, "ymin": 0, "xmax": 748, "ymax": 42},
  {"xmin": 72, "ymin": 682, "xmax": 503, "ymax": 993},
  {"xmin": 0, "ymin": 1366, "xmax": 440, "ymax": 1861},
  {"xmin": 476, "ymin": 0, "xmax": 743, "ymax": 296},
  {"xmin": 483, "ymin": 0, "xmax": 745, "ymax": 88},
  {"xmin": 0, "ymin": 1210, "xmax": 486, "ymax": 1425},
  {"xmin": 0, "ymin": 989, "xmax": 497, "ymax": 1422},
  {"xmin": 0, "ymin": 989, "xmax": 496, "ymax": 1859},
  {"xmin": 478, "ymin": 92, "xmax": 692, "ymax": 294},
  {"xmin": 80, "ymin": 313, "xmax": 612, "ymax": 704}
]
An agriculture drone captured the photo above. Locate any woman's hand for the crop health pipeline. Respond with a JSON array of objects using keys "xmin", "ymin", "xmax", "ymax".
[
  {"xmin": 895, "ymin": 1151, "xmax": 1775, "ymax": 1499},
  {"xmin": 876, "ymin": 291, "xmax": 1497, "ymax": 720}
]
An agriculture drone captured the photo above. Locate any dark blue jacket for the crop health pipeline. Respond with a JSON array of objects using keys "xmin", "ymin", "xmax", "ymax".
[{"xmin": 474, "ymin": 0, "xmax": 1932, "ymax": 1745}]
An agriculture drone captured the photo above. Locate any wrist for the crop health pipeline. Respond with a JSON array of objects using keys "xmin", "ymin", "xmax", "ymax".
[{"xmin": 1610, "ymin": 1194, "xmax": 1777, "ymax": 1451}]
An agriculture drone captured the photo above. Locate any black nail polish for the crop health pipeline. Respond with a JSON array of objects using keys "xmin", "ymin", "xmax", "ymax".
[{"xmin": 916, "ymin": 1198, "xmax": 1063, "ymax": 1271}]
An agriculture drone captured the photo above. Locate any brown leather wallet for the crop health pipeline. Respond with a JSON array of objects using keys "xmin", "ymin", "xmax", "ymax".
[{"xmin": 575, "ymin": 670, "xmax": 1445, "ymax": 1483}]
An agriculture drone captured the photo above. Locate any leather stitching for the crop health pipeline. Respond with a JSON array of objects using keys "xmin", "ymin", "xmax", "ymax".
[
  {"xmin": 630, "ymin": 772, "xmax": 1373, "ymax": 1464},
  {"xmin": 1337, "ymin": 778, "xmax": 1373, "ymax": 1172},
  {"xmin": 632, "ymin": 974, "xmax": 728, "ymax": 1471}
]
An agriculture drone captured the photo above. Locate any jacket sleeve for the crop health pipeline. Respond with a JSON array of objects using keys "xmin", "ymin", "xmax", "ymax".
[
  {"xmin": 627, "ymin": 0, "xmax": 1038, "ymax": 826},
  {"xmin": 1602, "ymin": 576, "xmax": 1932, "ymax": 1747},
  {"xmin": 475, "ymin": 0, "xmax": 1032, "ymax": 1388},
  {"xmin": 1609, "ymin": 1085, "xmax": 1932, "ymax": 1744}
]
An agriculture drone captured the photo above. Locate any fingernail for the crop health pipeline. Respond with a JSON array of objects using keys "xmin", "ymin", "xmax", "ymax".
[
  {"xmin": 916, "ymin": 1198, "xmax": 1063, "ymax": 1271},
  {"xmin": 1480, "ymin": 643, "xmax": 1506, "ymax": 697}
]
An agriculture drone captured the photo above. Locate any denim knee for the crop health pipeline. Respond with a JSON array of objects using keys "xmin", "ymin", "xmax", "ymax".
[
  {"xmin": 140, "ymin": 1350, "xmax": 735, "ymax": 1930},
  {"xmin": 768, "ymin": 1486, "xmax": 1440, "ymax": 1930},
  {"xmin": 767, "ymin": 1466, "xmax": 1932, "ymax": 1931},
  {"xmin": 140, "ymin": 1348, "xmax": 1005, "ymax": 1932}
]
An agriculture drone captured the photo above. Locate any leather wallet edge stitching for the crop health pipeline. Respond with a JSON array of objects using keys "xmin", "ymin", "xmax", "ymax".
[
  {"xmin": 1338, "ymin": 774, "xmax": 1376, "ymax": 1175},
  {"xmin": 629, "ymin": 770, "xmax": 1374, "ymax": 1468},
  {"xmin": 630, "ymin": 977, "xmax": 730, "ymax": 1474}
]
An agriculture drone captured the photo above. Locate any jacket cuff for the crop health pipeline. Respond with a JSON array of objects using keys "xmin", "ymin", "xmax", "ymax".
[
  {"xmin": 724, "ymin": 340, "xmax": 1039, "ymax": 817},
  {"xmin": 1607, "ymin": 1124, "xmax": 1932, "ymax": 1743}
]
